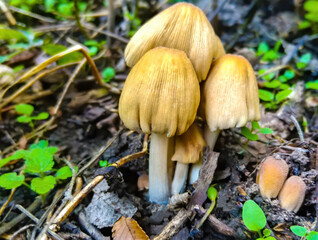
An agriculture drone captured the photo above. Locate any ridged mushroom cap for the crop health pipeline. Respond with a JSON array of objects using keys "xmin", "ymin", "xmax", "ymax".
[
  {"xmin": 257, "ymin": 156, "xmax": 289, "ymax": 199},
  {"xmin": 203, "ymin": 54, "xmax": 261, "ymax": 131},
  {"xmin": 214, "ymin": 36, "xmax": 226, "ymax": 59},
  {"xmin": 119, "ymin": 47, "xmax": 200, "ymax": 137},
  {"xmin": 278, "ymin": 176, "xmax": 306, "ymax": 212},
  {"xmin": 171, "ymin": 123, "xmax": 206, "ymax": 164},
  {"xmin": 124, "ymin": 2, "xmax": 218, "ymax": 82}
]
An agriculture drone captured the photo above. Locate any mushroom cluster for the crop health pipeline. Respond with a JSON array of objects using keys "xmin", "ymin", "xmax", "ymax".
[
  {"xmin": 119, "ymin": 2, "xmax": 261, "ymax": 204},
  {"xmin": 257, "ymin": 156, "xmax": 306, "ymax": 212}
]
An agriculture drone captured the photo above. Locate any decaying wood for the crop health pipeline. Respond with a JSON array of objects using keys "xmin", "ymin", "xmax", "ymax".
[
  {"xmin": 189, "ymin": 150, "xmax": 220, "ymax": 206},
  {"xmin": 154, "ymin": 150, "xmax": 222, "ymax": 240},
  {"xmin": 153, "ymin": 208, "xmax": 194, "ymax": 240}
]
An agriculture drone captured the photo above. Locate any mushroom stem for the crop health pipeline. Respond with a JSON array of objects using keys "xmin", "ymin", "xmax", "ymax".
[
  {"xmin": 171, "ymin": 162, "xmax": 189, "ymax": 195},
  {"xmin": 189, "ymin": 127, "xmax": 220, "ymax": 184},
  {"xmin": 149, "ymin": 133, "xmax": 174, "ymax": 204}
]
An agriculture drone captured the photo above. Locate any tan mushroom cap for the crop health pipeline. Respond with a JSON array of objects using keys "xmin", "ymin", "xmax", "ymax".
[
  {"xmin": 278, "ymin": 176, "xmax": 306, "ymax": 212},
  {"xmin": 203, "ymin": 54, "xmax": 261, "ymax": 131},
  {"xmin": 119, "ymin": 47, "xmax": 200, "ymax": 137},
  {"xmin": 124, "ymin": 2, "xmax": 218, "ymax": 82},
  {"xmin": 171, "ymin": 123, "xmax": 206, "ymax": 164},
  {"xmin": 257, "ymin": 156, "xmax": 289, "ymax": 199}
]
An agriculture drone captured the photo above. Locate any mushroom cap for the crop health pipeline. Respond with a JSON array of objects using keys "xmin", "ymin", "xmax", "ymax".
[
  {"xmin": 278, "ymin": 176, "xmax": 306, "ymax": 212},
  {"xmin": 257, "ymin": 156, "xmax": 289, "ymax": 199},
  {"xmin": 214, "ymin": 36, "xmax": 226, "ymax": 59},
  {"xmin": 203, "ymin": 54, "xmax": 261, "ymax": 131},
  {"xmin": 124, "ymin": 2, "xmax": 218, "ymax": 82},
  {"xmin": 119, "ymin": 47, "xmax": 200, "ymax": 137},
  {"xmin": 171, "ymin": 123, "xmax": 206, "ymax": 164}
]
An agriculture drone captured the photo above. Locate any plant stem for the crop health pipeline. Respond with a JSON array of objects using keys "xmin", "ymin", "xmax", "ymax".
[
  {"xmin": 196, "ymin": 200, "xmax": 216, "ymax": 229},
  {"xmin": 22, "ymin": 182, "xmax": 31, "ymax": 189},
  {"xmin": 171, "ymin": 162, "xmax": 188, "ymax": 195},
  {"xmin": 149, "ymin": 133, "xmax": 174, "ymax": 204}
]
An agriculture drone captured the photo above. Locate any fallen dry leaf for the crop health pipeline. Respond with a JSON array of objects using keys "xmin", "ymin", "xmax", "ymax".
[{"xmin": 112, "ymin": 217, "xmax": 149, "ymax": 240}]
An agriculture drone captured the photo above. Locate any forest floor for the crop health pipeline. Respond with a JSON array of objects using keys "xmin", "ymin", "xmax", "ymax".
[{"xmin": 0, "ymin": 0, "xmax": 317, "ymax": 239}]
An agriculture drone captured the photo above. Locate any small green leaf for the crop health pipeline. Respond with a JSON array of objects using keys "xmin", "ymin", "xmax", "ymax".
[
  {"xmin": 305, "ymin": 12, "xmax": 318, "ymax": 22},
  {"xmin": 276, "ymin": 89, "xmax": 292, "ymax": 102},
  {"xmin": 88, "ymin": 46, "xmax": 98, "ymax": 56},
  {"xmin": 102, "ymin": 67, "xmax": 116, "ymax": 83},
  {"xmin": 56, "ymin": 166, "xmax": 78, "ymax": 180},
  {"xmin": 84, "ymin": 40, "xmax": 99, "ymax": 46},
  {"xmin": 278, "ymin": 75, "xmax": 287, "ymax": 83},
  {"xmin": 99, "ymin": 160, "xmax": 109, "ymax": 167},
  {"xmin": 265, "ymin": 237, "xmax": 276, "ymax": 240},
  {"xmin": 15, "ymin": 104, "xmax": 34, "ymax": 116},
  {"xmin": 264, "ymin": 80, "xmax": 281, "ymax": 88},
  {"xmin": 25, "ymin": 148, "xmax": 55, "ymax": 173},
  {"xmin": 207, "ymin": 186, "xmax": 217, "ymax": 201},
  {"xmin": 299, "ymin": 53, "xmax": 311, "ymax": 64},
  {"xmin": 0, "ymin": 28, "xmax": 28, "ymax": 43},
  {"xmin": 279, "ymin": 83, "xmax": 290, "ymax": 90},
  {"xmin": 241, "ymin": 127, "xmax": 259, "ymax": 141},
  {"xmin": 32, "ymin": 112, "xmax": 49, "ymax": 120},
  {"xmin": 256, "ymin": 42, "xmax": 269, "ymax": 56},
  {"xmin": 17, "ymin": 115, "xmax": 32, "ymax": 123},
  {"xmin": 262, "ymin": 50, "xmax": 280, "ymax": 62},
  {"xmin": 251, "ymin": 121, "xmax": 260, "ymax": 130},
  {"xmin": 29, "ymin": 140, "xmax": 48, "ymax": 149},
  {"xmin": 304, "ymin": 1, "xmax": 318, "ymax": 12},
  {"xmin": 242, "ymin": 200, "xmax": 266, "ymax": 232},
  {"xmin": 44, "ymin": 0, "xmax": 55, "ymax": 12},
  {"xmin": 42, "ymin": 44, "xmax": 67, "ymax": 55},
  {"xmin": 306, "ymin": 80, "xmax": 318, "ymax": 90},
  {"xmin": 0, "ymin": 173, "xmax": 25, "ymax": 189},
  {"xmin": 296, "ymin": 62, "xmax": 306, "ymax": 70},
  {"xmin": 263, "ymin": 228, "xmax": 271, "ymax": 237},
  {"xmin": 31, "ymin": 176, "xmax": 56, "ymax": 195},
  {"xmin": 298, "ymin": 20, "xmax": 311, "ymax": 29},
  {"xmin": 57, "ymin": 2, "xmax": 74, "ymax": 16},
  {"xmin": 258, "ymin": 69, "xmax": 275, "ymax": 81},
  {"xmin": 307, "ymin": 231, "xmax": 318, "ymax": 240},
  {"xmin": 283, "ymin": 70, "xmax": 295, "ymax": 80},
  {"xmin": 259, "ymin": 89, "xmax": 274, "ymax": 102},
  {"xmin": 290, "ymin": 226, "xmax": 307, "ymax": 237},
  {"xmin": 259, "ymin": 128, "xmax": 273, "ymax": 134}
]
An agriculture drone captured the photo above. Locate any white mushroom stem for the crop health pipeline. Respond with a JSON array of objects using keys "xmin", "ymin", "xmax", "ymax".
[
  {"xmin": 189, "ymin": 127, "xmax": 220, "ymax": 184},
  {"xmin": 149, "ymin": 133, "xmax": 175, "ymax": 204},
  {"xmin": 171, "ymin": 162, "xmax": 188, "ymax": 195}
]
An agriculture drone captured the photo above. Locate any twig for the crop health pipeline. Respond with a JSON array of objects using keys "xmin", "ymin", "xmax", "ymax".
[
  {"xmin": 0, "ymin": 0, "xmax": 17, "ymax": 25},
  {"xmin": 8, "ymin": 5, "xmax": 56, "ymax": 23},
  {"xmin": 0, "ymin": 197, "xmax": 41, "ymax": 236},
  {"xmin": 107, "ymin": 0, "xmax": 115, "ymax": 46},
  {"xmin": 51, "ymin": 134, "xmax": 149, "ymax": 229},
  {"xmin": 83, "ymin": 23, "xmax": 129, "ymax": 43},
  {"xmin": 15, "ymin": 204, "xmax": 64, "ymax": 240},
  {"xmin": 257, "ymin": 65, "xmax": 291, "ymax": 79},
  {"xmin": 10, "ymin": 224, "xmax": 36, "ymax": 240},
  {"xmin": 194, "ymin": 205, "xmax": 235, "ymax": 236},
  {"xmin": 78, "ymin": 212, "xmax": 108, "ymax": 240},
  {"xmin": 290, "ymin": 115, "xmax": 305, "ymax": 142},
  {"xmin": 74, "ymin": 0, "xmax": 89, "ymax": 38},
  {"xmin": 153, "ymin": 208, "xmax": 194, "ymax": 240},
  {"xmin": 0, "ymin": 188, "xmax": 17, "ymax": 217}
]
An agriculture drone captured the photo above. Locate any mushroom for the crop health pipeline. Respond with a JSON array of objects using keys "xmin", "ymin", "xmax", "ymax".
[
  {"xmin": 190, "ymin": 54, "xmax": 261, "ymax": 183},
  {"xmin": 119, "ymin": 47, "xmax": 200, "ymax": 203},
  {"xmin": 171, "ymin": 123, "xmax": 206, "ymax": 195},
  {"xmin": 124, "ymin": 2, "xmax": 218, "ymax": 81},
  {"xmin": 278, "ymin": 176, "xmax": 306, "ymax": 212},
  {"xmin": 257, "ymin": 156, "xmax": 289, "ymax": 199}
]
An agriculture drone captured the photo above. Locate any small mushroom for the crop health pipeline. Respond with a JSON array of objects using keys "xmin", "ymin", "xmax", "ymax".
[
  {"xmin": 190, "ymin": 54, "xmax": 261, "ymax": 183},
  {"xmin": 257, "ymin": 156, "xmax": 289, "ymax": 199},
  {"xmin": 124, "ymin": 2, "xmax": 219, "ymax": 81},
  {"xmin": 171, "ymin": 123, "xmax": 206, "ymax": 195},
  {"xmin": 278, "ymin": 176, "xmax": 306, "ymax": 212},
  {"xmin": 119, "ymin": 47, "xmax": 200, "ymax": 204}
]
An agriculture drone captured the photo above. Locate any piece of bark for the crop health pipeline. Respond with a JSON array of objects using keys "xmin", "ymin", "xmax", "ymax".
[
  {"xmin": 189, "ymin": 150, "xmax": 219, "ymax": 206},
  {"xmin": 153, "ymin": 208, "xmax": 194, "ymax": 240}
]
